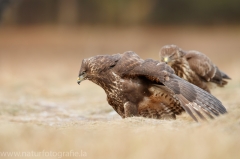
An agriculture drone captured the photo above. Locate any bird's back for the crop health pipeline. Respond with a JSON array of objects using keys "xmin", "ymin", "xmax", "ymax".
[{"xmin": 185, "ymin": 50, "xmax": 231, "ymax": 89}]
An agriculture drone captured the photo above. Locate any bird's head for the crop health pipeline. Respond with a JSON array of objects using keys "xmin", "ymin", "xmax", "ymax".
[
  {"xmin": 159, "ymin": 45, "xmax": 186, "ymax": 66},
  {"xmin": 77, "ymin": 54, "xmax": 121, "ymax": 85}
]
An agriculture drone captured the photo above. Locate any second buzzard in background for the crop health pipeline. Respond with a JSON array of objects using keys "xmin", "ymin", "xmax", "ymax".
[{"xmin": 159, "ymin": 45, "xmax": 231, "ymax": 93}]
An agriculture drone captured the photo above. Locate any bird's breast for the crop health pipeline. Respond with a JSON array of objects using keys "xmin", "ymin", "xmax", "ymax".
[{"xmin": 172, "ymin": 63, "xmax": 195, "ymax": 82}]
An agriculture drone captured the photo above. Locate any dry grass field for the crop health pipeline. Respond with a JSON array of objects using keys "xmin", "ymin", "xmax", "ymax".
[{"xmin": 0, "ymin": 25, "xmax": 240, "ymax": 159}]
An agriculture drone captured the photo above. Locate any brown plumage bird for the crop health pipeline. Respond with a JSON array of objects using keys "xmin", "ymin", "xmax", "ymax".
[
  {"xmin": 77, "ymin": 51, "xmax": 227, "ymax": 122},
  {"xmin": 159, "ymin": 45, "xmax": 231, "ymax": 93}
]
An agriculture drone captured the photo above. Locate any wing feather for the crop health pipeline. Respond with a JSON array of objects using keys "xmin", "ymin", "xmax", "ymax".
[
  {"xmin": 165, "ymin": 74, "xmax": 227, "ymax": 117},
  {"xmin": 124, "ymin": 55, "xmax": 227, "ymax": 121},
  {"xmin": 185, "ymin": 51, "xmax": 215, "ymax": 81}
]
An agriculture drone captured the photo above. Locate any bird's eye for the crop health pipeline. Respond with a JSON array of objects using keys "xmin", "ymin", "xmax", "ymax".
[{"xmin": 82, "ymin": 71, "xmax": 86, "ymax": 75}]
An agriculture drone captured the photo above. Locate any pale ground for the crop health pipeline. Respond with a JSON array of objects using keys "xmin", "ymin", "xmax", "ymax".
[{"xmin": 0, "ymin": 26, "xmax": 240, "ymax": 159}]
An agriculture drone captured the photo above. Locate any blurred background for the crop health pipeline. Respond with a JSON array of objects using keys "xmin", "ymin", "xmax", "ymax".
[
  {"xmin": 1, "ymin": 0, "xmax": 240, "ymax": 25},
  {"xmin": 0, "ymin": 1, "xmax": 240, "ymax": 159},
  {"xmin": 0, "ymin": 0, "xmax": 239, "ymax": 71}
]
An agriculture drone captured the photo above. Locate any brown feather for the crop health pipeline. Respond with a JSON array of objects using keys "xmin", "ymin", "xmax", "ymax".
[
  {"xmin": 78, "ymin": 51, "xmax": 227, "ymax": 121},
  {"xmin": 159, "ymin": 45, "xmax": 231, "ymax": 93}
]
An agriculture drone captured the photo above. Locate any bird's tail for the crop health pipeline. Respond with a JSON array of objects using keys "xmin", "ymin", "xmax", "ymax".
[{"xmin": 220, "ymin": 70, "xmax": 231, "ymax": 80}]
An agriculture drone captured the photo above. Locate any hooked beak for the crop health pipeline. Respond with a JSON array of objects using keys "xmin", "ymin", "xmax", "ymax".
[
  {"xmin": 77, "ymin": 74, "xmax": 86, "ymax": 85},
  {"xmin": 163, "ymin": 57, "xmax": 169, "ymax": 63}
]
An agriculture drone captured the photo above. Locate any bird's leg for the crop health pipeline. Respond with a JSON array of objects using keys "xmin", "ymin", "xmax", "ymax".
[{"xmin": 123, "ymin": 102, "xmax": 138, "ymax": 118}]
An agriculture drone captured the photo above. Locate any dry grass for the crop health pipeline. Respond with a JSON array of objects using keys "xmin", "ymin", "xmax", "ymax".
[{"xmin": 0, "ymin": 25, "xmax": 240, "ymax": 159}]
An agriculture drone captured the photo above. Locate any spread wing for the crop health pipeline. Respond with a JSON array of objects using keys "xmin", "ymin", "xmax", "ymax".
[
  {"xmin": 164, "ymin": 74, "xmax": 227, "ymax": 121},
  {"xmin": 120, "ymin": 52, "xmax": 227, "ymax": 121}
]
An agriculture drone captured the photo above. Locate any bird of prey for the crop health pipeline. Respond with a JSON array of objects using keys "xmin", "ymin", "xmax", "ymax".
[
  {"xmin": 159, "ymin": 45, "xmax": 231, "ymax": 93},
  {"xmin": 77, "ymin": 51, "xmax": 227, "ymax": 122}
]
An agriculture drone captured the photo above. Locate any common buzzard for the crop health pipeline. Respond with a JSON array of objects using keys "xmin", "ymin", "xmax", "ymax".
[
  {"xmin": 159, "ymin": 45, "xmax": 231, "ymax": 93},
  {"xmin": 77, "ymin": 51, "xmax": 227, "ymax": 121}
]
